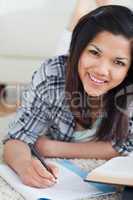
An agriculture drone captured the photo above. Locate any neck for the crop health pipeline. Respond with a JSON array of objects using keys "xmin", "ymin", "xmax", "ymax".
[
  {"xmin": 87, "ymin": 95, "xmax": 105, "ymax": 123},
  {"xmin": 88, "ymin": 95, "xmax": 103, "ymax": 110}
]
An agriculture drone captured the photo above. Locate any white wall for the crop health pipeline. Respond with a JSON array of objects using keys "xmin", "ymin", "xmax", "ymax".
[
  {"xmin": 111, "ymin": 0, "xmax": 133, "ymax": 9},
  {"xmin": 0, "ymin": 0, "xmax": 132, "ymax": 59},
  {"xmin": 0, "ymin": 0, "xmax": 78, "ymax": 83},
  {"xmin": 0, "ymin": 0, "xmax": 77, "ymax": 58},
  {"xmin": 0, "ymin": 0, "xmax": 132, "ymax": 83}
]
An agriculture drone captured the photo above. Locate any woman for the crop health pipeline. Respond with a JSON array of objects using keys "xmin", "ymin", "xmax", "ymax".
[{"xmin": 4, "ymin": 5, "xmax": 133, "ymax": 188}]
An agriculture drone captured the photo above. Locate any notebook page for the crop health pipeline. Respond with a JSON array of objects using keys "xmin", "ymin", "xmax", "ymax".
[
  {"xmin": 0, "ymin": 161, "xmax": 104, "ymax": 200},
  {"xmin": 88, "ymin": 156, "xmax": 133, "ymax": 180}
]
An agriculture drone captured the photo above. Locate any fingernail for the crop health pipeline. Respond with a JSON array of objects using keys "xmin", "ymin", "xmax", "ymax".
[{"xmin": 52, "ymin": 178, "xmax": 57, "ymax": 182}]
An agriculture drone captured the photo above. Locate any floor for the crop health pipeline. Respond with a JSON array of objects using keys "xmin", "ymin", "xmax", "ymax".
[
  {"xmin": 0, "ymin": 103, "xmax": 17, "ymax": 117},
  {"xmin": 0, "ymin": 89, "xmax": 17, "ymax": 136},
  {"xmin": 0, "ymin": 85, "xmax": 20, "ymax": 116}
]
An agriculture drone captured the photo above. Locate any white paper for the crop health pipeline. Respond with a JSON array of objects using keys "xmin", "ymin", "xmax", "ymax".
[
  {"xmin": 0, "ymin": 161, "xmax": 103, "ymax": 200},
  {"xmin": 89, "ymin": 156, "xmax": 133, "ymax": 179}
]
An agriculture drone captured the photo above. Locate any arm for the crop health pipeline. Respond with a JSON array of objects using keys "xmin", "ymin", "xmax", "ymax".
[
  {"xmin": 3, "ymin": 61, "xmax": 59, "ymax": 188},
  {"xmin": 4, "ymin": 139, "xmax": 32, "ymax": 174},
  {"xmin": 35, "ymin": 136, "xmax": 119, "ymax": 160},
  {"xmin": 55, "ymin": 0, "xmax": 97, "ymax": 55},
  {"xmin": 68, "ymin": 0, "xmax": 112, "ymax": 32},
  {"xmin": 68, "ymin": 0, "xmax": 97, "ymax": 32},
  {"xmin": 55, "ymin": 0, "xmax": 112, "ymax": 55},
  {"xmin": 96, "ymin": 0, "xmax": 112, "ymax": 6}
]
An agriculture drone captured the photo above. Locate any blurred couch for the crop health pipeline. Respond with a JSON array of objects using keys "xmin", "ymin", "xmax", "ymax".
[
  {"xmin": 0, "ymin": 0, "xmax": 132, "ymax": 84},
  {"xmin": 0, "ymin": 0, "xmax": 77, "ymax": 84}
]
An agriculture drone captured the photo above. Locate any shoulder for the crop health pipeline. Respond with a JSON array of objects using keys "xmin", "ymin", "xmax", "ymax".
[
  {"xmin": 41, "ymin": 54, "xmax": 68, "ymax": 79},
  {"xmin": 31, "ymin": 55, "xmax": 68, "ymax": 101},
  {"xmin": 31, "ymin": 54, "xmax": 68, "ymax": 88}
]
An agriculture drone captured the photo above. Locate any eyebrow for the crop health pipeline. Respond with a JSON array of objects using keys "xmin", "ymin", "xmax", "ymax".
[
  {"xmin": 89, "ymin": 44, "xmax": 102, "ymax": 53},
  {"xmin": 89, "ymin": 44, "xmax": 129, "ymax": 61},
  {"xmin": 115, "ymin": 57, "xmax": 129, "ymax": 61}
]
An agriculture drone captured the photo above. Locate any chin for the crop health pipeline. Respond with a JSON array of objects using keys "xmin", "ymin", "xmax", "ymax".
[{"xmin": 85, "ymin": 88, "xmax": 104, "ymax": 97}]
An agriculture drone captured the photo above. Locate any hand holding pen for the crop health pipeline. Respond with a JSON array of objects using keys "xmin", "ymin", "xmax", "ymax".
[
  {"xmin": 17, "ymin": 143, "xmax": 59, "ymax": 188},
  {"xmin": 29, "ymin": 143, "xmax": 58, "ymax": 180}
]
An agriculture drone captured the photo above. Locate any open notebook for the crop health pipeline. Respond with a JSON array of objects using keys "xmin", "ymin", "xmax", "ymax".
[
  {"xmin": 0, "ymin": 159, "xmax": 116, "ymax": 200},
  {"xmin": 85, "ymin": 156, "xmax": 133, "ymax": 186}
]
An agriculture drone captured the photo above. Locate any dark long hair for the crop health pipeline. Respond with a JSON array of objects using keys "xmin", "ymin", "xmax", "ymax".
[{"xmin": 65, "ymin": 5, "xmax": 133, "ymax": 142}]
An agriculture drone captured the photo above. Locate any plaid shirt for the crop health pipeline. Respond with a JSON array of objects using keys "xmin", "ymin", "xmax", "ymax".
[{"xmin": 5, "ymin": 55, "xmax": 133, "ymax": 155}]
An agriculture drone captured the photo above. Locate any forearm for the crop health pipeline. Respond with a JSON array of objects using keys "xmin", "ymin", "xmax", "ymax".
[
  {"xmin": 35, "ymin": 137, "xmax": 119, "ymax": 160},
  {"xmin": 4, "ymin": 139, "xmax": 32, "ymax": 174},
  {"xmin": 68, "ymin": 0, "xmax": 96, "ymax": 31},
  {"xmin": 68, "ymin": 0, "xmax": 112, "ymax": 32},
  {"xmin": 96, "ymin": 0, "xmax": 112, "ymax": 6}
]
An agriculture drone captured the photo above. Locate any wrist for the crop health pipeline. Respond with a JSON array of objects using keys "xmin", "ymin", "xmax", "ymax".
[{"xmin": 35, "ymin": 136, "xmax": 55, "ymax": 157}]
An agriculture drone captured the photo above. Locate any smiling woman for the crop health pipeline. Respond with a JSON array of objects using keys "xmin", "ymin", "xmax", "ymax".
[
  {"xmin": 3, "ymin": 5, "xmax": 133, "ymax": 189},
  {"xmin": 78, "ymin": 31, "xmax": 131, "ymax": 97},
  {"xmin": 66, "ymin": 5, "xmax": 133, "ymax": 141}
]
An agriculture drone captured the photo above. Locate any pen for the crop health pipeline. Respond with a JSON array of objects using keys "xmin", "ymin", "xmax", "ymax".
[
  {"xmin": 38, "ymin": 198, "xmax": 52, "ymax": 200},
  {"xmin": 28, "ymin": 143, "xmax": 57, "ymax": 180}
]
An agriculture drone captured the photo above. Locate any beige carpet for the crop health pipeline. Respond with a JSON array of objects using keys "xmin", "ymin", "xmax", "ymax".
[{"xmin": 0, "ymin": 115, "xmax": 122, "ymax": 200}]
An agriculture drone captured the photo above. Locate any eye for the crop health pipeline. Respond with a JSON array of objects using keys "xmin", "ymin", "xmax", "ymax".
[
  {"xmin": 88, "ymin": 49, "xmax": 100, "ymax": 57},
  {"xmin": 114, "ymin": 60, "xmax": 126, "ymax": 67}
]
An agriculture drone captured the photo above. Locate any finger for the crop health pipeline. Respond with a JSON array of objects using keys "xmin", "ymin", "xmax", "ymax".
[
  {"xmin": 30, "ymin": 167, "xmax": 56, "ymax": 187},
  {"xmin": 32, "ymin": 159, "xmax": 56, "ymax": 182},
  {"xmin": 23, "ymin": 176, "xmax": 53, "ymax": 188},
  {"xmin": 48, "ymin": 163, "xmax": 59, "ymax": 179},
  {"xmin": 21, "ymin": 168, "xmax": 55, "ymax": 188},
  {"xmin": 30, "ymin": 174, "xmax": 56, "ymax": 188}
]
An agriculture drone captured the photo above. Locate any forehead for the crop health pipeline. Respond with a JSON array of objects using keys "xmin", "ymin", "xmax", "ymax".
[{"xmin": 87, "ymin": 31, "xmax": 131, "ymax": 57}]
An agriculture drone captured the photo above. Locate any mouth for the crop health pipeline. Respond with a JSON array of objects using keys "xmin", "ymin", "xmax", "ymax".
[{"xmin": 89, "ymin": 73, "xmax": 108, "ymax": 85}]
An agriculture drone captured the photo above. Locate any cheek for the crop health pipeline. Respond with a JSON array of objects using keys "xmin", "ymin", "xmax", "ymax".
[
  {"xmin": 112, "ymin": 69, "xmax": 128, "ymax": 85},
  {"xmin": 78, "ymin": 56, "xmax": 87, "ymax": 77},
  {"xmin": 79, "ymin": 53, "xmax": 90, "ymax": 69}
]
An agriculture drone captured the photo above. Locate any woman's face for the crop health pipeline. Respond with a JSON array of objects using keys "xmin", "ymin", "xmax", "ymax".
[{"xmin": 78, "ymin": 31, "xmax": 131, "ymax": 97}]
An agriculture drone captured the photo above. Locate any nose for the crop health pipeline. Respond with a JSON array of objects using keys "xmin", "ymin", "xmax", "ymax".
[{"xmin": 95, "ymin": 58, "xmax": 111, "ymax": 78}]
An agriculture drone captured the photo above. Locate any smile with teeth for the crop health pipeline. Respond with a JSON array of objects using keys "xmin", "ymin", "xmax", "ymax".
[{"xmin": 89, "ymin": 74, "xmax": 106, "ymax": 84}]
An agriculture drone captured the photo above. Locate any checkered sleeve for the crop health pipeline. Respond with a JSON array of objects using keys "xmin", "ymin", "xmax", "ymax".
[
  {"xmin": 4, "ymin": 59, "xmax": 54, "ymax": 145},
  {"xmin": 111, "ymin": 115, "xmax": 133, "ymax": 156}
]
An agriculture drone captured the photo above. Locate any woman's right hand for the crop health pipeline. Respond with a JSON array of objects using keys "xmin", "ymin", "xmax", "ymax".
[
  {"xmin": 18, "ymin": 158, "xmax": 59, "ymax": 188},
  {"xmin": 4, "ymin": 140, "xmax": 59, "ymax": 188}
]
